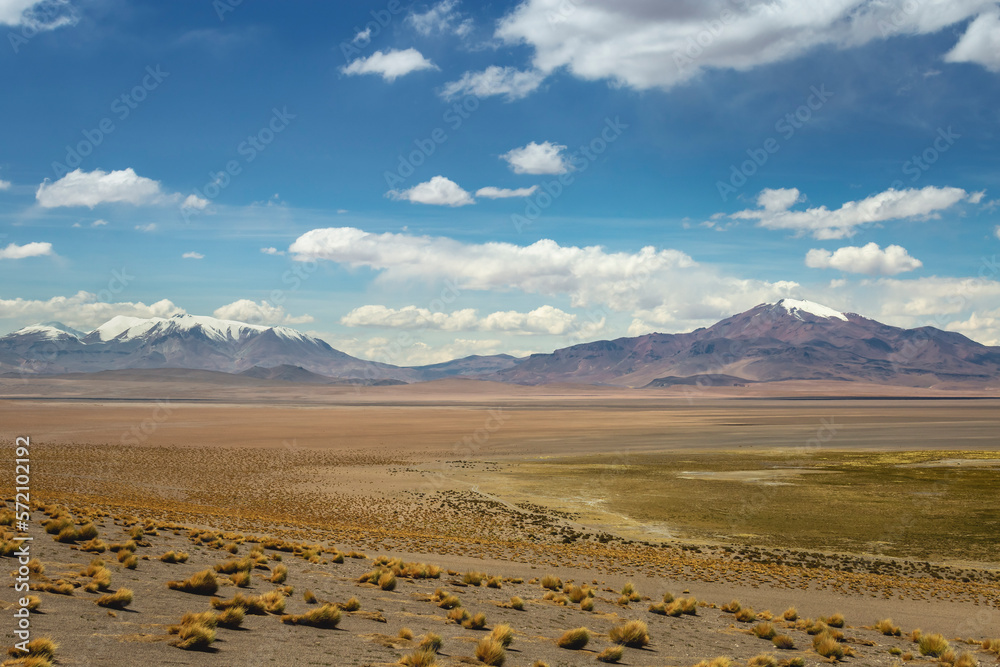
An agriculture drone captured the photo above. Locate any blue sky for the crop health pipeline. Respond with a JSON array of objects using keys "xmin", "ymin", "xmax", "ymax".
[{"xmin": 1, "ymin": 0, "xmax": 999, "ymax": 364}]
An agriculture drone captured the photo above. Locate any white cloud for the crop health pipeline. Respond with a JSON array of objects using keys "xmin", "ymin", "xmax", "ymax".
[
  {"xmin": 730, "ymin": 186, "xmax": 972, "ymax": 239},
  {"xmin": 944, "ymin": 11, "xmax": 1000, "ymax": 72},
  {"xmin": 0, "ymin": 241, "xmax": 53, "ymax": 260},
  {"xmin": 501, "ymin": 141, "xmax": 569, "ymax": 175},
  {"xmin": 0, "ymin": 0, "xmax": 76, "ymax": 30},
  {"xmin": 182, "ymin": 251, "xmax": 204, "ymax": 260},
  {"xmin": 995, "ymin": 225, "xmax": 1000, "ymax": 240},
  {"xmin": 946, "ymin": 309, "xmax": 1000, "ymax": 346},
  {"xmin": 359, "ymin": 336, "xmax": 506, "ymax": 366},
  {"xmin": 387, "ymin": 175, "xmax": 474, "ymax": 206},
  {"xmin": 0, "ymin": 292, "xmax": 185, "ymax": 331},
  {"xmin": 341, "ymin": 48, "xmax": 438, "ymax": 82},
  {"xmin": 805, "ymin": 242, "xmax": 923, "ymax": 275},
  {"xmin": 441, "ymin": 66, "xmax": 544, "ymax": 101},
  {"xmin": 36, "ymin": 168, "xmax": 185, "ymax": 209},
  {"xmin": 341, "ymin": 304, "xmax": 588, "ymax": 335},
  {"xmin": 91, "ymin": 219, "xmax": 108, "ymax": 227},
  {"xmin": 261, "ymin": 247, "xmax": 284, "ymax": 255},
  {"xmin": 182, "ymin": 194, "xmax": 209, "ymax": 210},
  {"xmin": 212, "ymin": 299, "xmax": 314, "ymax": 326},
  {"xmin": 494, "ymin": 0, "xmax": 1000, "ymax": 93},
  {"xmin": 288, "ymin": 226, "xmax": 805, "ymax": 331},
  {"xmin": 475, "ymin": 185, "xmax": 538, "ymax": 198},
  {"xmin": 0, "ymin": 179, "xmax": 10, "ymax": 190},
  {"xmin": 135, "ymin": 223, "xmax": 157, "ymax": 233},
  {"xmin": 407, "ymin": 0, "xmax": 466, "ymax": 35}
]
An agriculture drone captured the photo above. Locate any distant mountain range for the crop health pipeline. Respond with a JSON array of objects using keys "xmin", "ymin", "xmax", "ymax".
[{"xmin": 2, "ymin": 299, "xmax": 998, "ymax": 388}]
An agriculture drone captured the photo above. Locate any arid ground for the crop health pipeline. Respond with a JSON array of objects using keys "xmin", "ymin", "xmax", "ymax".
[{"xmin": 1, "ymin": 376, "xmax": 998, "ymax": 666}]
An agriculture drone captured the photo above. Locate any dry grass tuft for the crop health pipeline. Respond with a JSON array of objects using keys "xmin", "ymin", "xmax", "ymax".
[
  {"xmin": 556, "ymin": 627, "xmax": 590, "ymax": 650},
  {"xmin": 581, "ymin": 597, "xmax": 595, "ymax": 612},
  {"xmin": 490, "ymin": 624, "xmax": 514, "ymax": 648},
  {"xmin": 269, "ymin": 564, "xmax": 288, "ymax": 584},
  {"xmin": 875, "ymin": 618, "xmax": 902, "ymax": 636},
  {"xmin": 540, "ymin": 574, "xmax": 562, "ymax": 590},
  {"xmin": 813, "ymin": 632, "xmax": 845, "ymax": 661},
  {"xmin": 721, "ymin": 599, "xmax": 742, "ymax": 613},
  {"xmin": 609, "ymin": 620, "xmax": 649, "ymax": 648},
  {"xmin": 918, "ymin": 633, "xmax": 949, "ymax": 657},
  {"xmin": 170, "ymin": 615, "xmax": 216, "ymax": 651},
  {"xmin": 597, "ymin": 645, "xmax": 624, "ymax": 663},
  {"xmin": 399, "ymin": 647, "xmax": 438, "ymax": 667},
  {"xmin": 167, "ymin": 570, "xmax": 218, "ymax": 595},
  {"xmin": 771, "ymin": 634, "xmax": 795, "ymax": 650},
  {"xmin": 95, "ymin": 588, "xmax": 132, "ymax": 609},
  {"xmin": 303, "ymin": 589, "xmax": 317, "ymax": 604},
  {"xmin": 782, "ymin": 607, "xmax": 798, "ymax": 621},
  {"xmin": 747, "ymin": 654, "xmax": 778, "ymax": 667},
  {"xmin": 508, "ymin": 596, "xmax": 524, "ymax": 611},
  {"xmin": 6, "ymin": 638, "xmax": 56, "ymax": 660},
  {"xmin": 418, "ymin": 633, "xmax": 443, "ymax": 653},
  {"xmin": 825, "ymin": 612, "xmax": 845, "ymax": 628},
  {"xmin": 474, "ymin": 637, "xmax": 506, "ymax": 666},
  {"xmin": 399, "ymin": 627, "xmax": 414, "ymax": 641},
  {"xmin": 159, "ymin": 551, "xmax": 189, "ymax": 564},
  {"xmin": 215, "ymin": 605, "xmax": 244, "ymax": 629},
  {"xmin": 752, "ymin": 622, "xmax": 776, "ymax": 640},
  {"xmin": 281, "ymin": 603, "xmax": 341, "ymax": 628},
  {"xmin": 735, "ymin": 607, "xmax": 757, "ymax": 623}
]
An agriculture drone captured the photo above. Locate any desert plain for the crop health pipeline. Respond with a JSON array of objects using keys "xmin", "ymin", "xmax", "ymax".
[{"xmin": 1, "ymin": 374, "xmax": 998, "ymax": 666}]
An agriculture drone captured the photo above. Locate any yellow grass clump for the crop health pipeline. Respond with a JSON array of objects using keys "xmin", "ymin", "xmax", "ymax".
[
  {"xmin": 597, "ymin": 645, "xmax": 624, "ymax": 663},
  {"xmin": 918, "ymin": 633, "xmax": 949, "ymax": 657},
  {"xmin": 95, "ymin": 588, "xmax": 132, "ymax": 609},
  {"xmin": 875, "ymin": 618, "xmax": 901, "ymax": 636},
  {"xmin": 474, "ymin": 637, "xmax": 506, "ymax": 666},
  {"xmin": 281, "ymin": 603, "xmax": 341, "ymax": 628},
  {"xmin": 556, "ymin": 627, "xmax": 590, "ymax": 650},
  {"xmin": 609, "ymin": 620, "xmax": 649, "ymax": 648},
  {"xmin": 159, "ymin": 551, "xmax": 189, "ymax": 564}
]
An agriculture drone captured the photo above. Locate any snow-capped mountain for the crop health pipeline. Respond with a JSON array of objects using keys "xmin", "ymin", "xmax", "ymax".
[
  {"xmin": 494, "ymin": 299, "xmax": 1000, "ymax": 387},
  {"xmin": 0, "ymin": 314, "xmax": 417, "ymax": 381}
]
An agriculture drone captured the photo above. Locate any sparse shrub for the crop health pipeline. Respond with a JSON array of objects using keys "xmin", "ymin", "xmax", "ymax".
[
  {"xmin": 597, "ymin": 645, "xmax": 624, "ymax": 663},
  {"xmin": 509, "ymin": 596, "xmax": 524, "ymax": 610},
  {"xmin": 735, "ymin": 607, "xmax": 757, "ymax": 623},
  {"xmin": 304, "ymin": 590, "xmax": 317, "ymax": 604},
  {"xmin": 752, "ymin": 622, "xmax": 776, "ymax": 640},
  {"xmin": 160, "ymin": 551, "xmax": 189, "ymax": 564},
  {"xmin": 463, "ymin": 612, "xmax": 487, "ymax": 630},
  {"xmin": 825, "ymin": 612, "xmax": 845, "ymax": 628},
  {"xmin": 216, "ymin": 605, "xmax": 244, "ymax": 629},
  {"xmin": 419, "ymin": 633, "xmax": 443, "ymax": 653},
  {"xmin": 79, "ymin": 538, "xmax": 107, "ymax": 553},
  {"xmin": 721, "ymin": 599, "xmax": 742, "ymax": 613},
  {"xmin": 122, "ymin": 554, "xmax": 138, "ymax": 569},
  {"xmin": 581, "ymin": 597, "xmax": 595, "ymax": 612},
  {"xmin": 399, "ymin": 627, "xmax": 414, "ymax": 640},
  {"xmin": 24, "ymin": 595, "xmax": 41, "ymax": 612},
  {"xmin": 490, "ymin": 624, "xmax": 514, "ymax": 648},
  {"xmin": 486, "ymin": 576, "xmax": 502, "ymax": 589},
  {"xmin": 281, "ymin": 603, "xmax": 341, "ymax": 628},
  {"xmin": 215, "ymin": 557, "xmax": 253, "ymax": 574},
  {"xmin": 876, "ymin": 618, "xmax": 901, "ymax": 636},
  {"xmin": 557, "ymin": 627, "xmax": 590, "ymax": 650},
  {"xmin": 269, "ymin": 564, "xmax": 288, "ymax": 584},
  {"xmin": 95, "ymin": 588, "xmax": 132, "ymax": 609},
  {"xmin": 230, "ymin": 570, "xmax": 252, "ymax": 587},
  {"xmin": 463, "ymin": 571, "xmax": 486, "ymax": 586},
  {"xmin": 772, "ymin": 634, "xmax": 795, "ymax": 649},
  {"xmin": 679, "ymin": 597, "xmax": 698, "ymax": 615},
  {"xmin": 399, "ymin": 647, "xmax": 438, "ymax": 667},
  {"xmin": 437, "ymin": 594, "xmax": 461, "ymax": 609},
  {"xmin": 609, "ymin": 620, "xmax": 649, "ymax": 648},
  {"xmin": 782, "ymin": 607, "xmax": 797, "ymax": 621},
  {"xmin": 7, "ymin": 637, "xmax": 56, "ymax": 660},
  {"xmin": 813, "ymin": 633, "xmax": 845, "ymax": 660},
  {"xmin": 167, "ymin": 570, "xmax": 218, "ymax": 595},
  {"xmin": 475, "ymin": 637, "xmax": 506, "ymax": 666},
  {"xmin": 448, "ymin": 608, "xmax": 470, "ymax": 624},
  {"xmin": 747, "ymin": 654, "xmax": 777, "ymax": 667},
  {"xmin": 953, "ymin": 652, "xmax": 979, "ymax": 667},
  {"xmin": 171, "ymin": 617, "xmax": 216, "ymax": 651},
  {"xmin": 540, "ymin": 574, "xmax": 562, "ymax": 590},
  {"xmin": 379, "ymin": 572, "xmax": 397, "ymax": 591},
  {"xmin": 342, "ymin": 596, "xmax": 361, "ymax": 611},
  {"xmin": 918, "ymin": 633, "xmax": 949, "ymax": 657},
  {"xmin": 260, "ymin": 589, "xmax": 285, "ymax": 614}
]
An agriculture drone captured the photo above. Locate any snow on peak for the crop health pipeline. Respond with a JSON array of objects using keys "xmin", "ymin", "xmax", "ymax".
[
  {"xmin": 774, "ymin": 298, "xmax": 848, "ymax": 321},
  {"xmin": 88, "ymin": 313, "xmax": 310, "ymax": 343},
  {"xmin": 7, "ymin": 323, "xmax": 81, "ymax": 340}
]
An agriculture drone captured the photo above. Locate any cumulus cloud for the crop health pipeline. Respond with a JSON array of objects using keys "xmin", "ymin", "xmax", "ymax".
[
  {"xmin": 91, "ymin": 219, "xmax": 108, "ymax": 227},
  {"xmin": 341, "ymin": 303, "xmax": 592, "ymax": 335},
  {"xmin": 261, "ymin": 247, "xmax": 284, "ymax": 255},
  {"xmin": 135, "ymin": 223, "xmax": 157, "ymax": 233},
  {"xmin": 182, "ymin": 251, "xmax": 204, "ymax": 260},
  {"xmin": 182, "ymin": 194, "xmax": 209, "ymax": 210},
  {"xmin": 475, "ymin": 185, "xmax": 538, "ymax": 198},
  {"xmin": 288, "ymin": 226, "xmax": 803, "ymax": 331},
  {"xmin": 441, "ymin": 66, "xmax": 544, "ymax": 101},
  {"xmin": 36, "ymin": 168, "xmax": 187, "ymax": 209},
  {"xmin": 0, "ymin": 178, "xmax": 10, "ymax": 190},
  {"xmin": 407, "ymin": 0, "xmax": 471, "ymax": 36},
  {"xmin": 387, "ymin": 175, "xmax": 474, "ymax": 206},
  {"xmin": 347, "ymin": 336, "xmax": 505, "ymax": 366},
  {"xmin": 212, "ymin": 299, "xmax": 313, "ymax": 325},
  {"xmin": 0, "ymin": 292, "xmax": 185, "ymax": 332},
  {"xmin": 996, "ymin": 225, "xmax": 1000, "ymax": 240},
  {"xmin": 730, "ymin": 186, "xmax": 972, "ymax": 239},
  {"xmin": 501, "ymin": 141, "xmax": 569, "ymax": 175},
  {"xmin": 805, "ymin": 242, "xmax": 923, "ymax": 275},
  {"xmin": 0, "ymin": 0, "xmax": 77, "ymax": 31},
  {"xmin": 944, "ymin": 11, "xmax": 1000, "ymax": 72},
  {"xmin": 946, "ymin": 309, "xmax": 1000, "ymax": 346},
  {"xmin": 494, "ymin": 0, "xmax": 1000, "ymax": 93},
  {"xmin": 0, "ymin": 241, "xmax": 53, "ymax": 260},
  {"xmin": 341, "ymin": 48, "xmax": 438, "ymax": 82}
]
